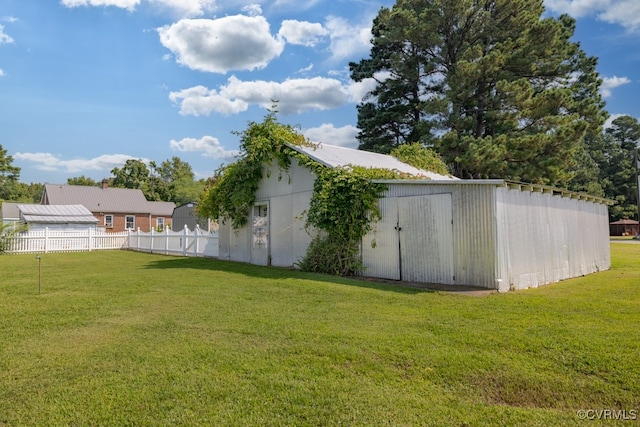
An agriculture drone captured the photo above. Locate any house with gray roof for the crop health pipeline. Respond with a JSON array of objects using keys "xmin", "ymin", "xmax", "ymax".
[{"xmin": 41, "ymin": 181, "xmax": 175, "ymax": 232}]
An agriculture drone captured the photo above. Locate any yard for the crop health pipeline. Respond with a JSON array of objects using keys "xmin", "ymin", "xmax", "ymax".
[{"xmin": 0, "ymin": 244, "xmax": 638, "ymax": 426}]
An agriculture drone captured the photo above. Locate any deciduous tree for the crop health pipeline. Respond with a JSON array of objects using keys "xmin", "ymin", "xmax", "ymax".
[
  {"xmin": 67, "ymin": 176, "xmax": 99, "ymax": 186},
  {"xmin": 0, "ymin": 144, "xmax": 20, "ymax": 201}
]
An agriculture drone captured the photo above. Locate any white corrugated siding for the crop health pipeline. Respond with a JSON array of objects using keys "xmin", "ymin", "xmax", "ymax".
[
  {"xmin": 27, "ymin": 223, "xmax": 97, "ymax": 232},
  {"xmin": 363, "ymin": 182, "xmax": 499, "ymax": 288},
  {"xmin": 362, "ymin": 198, "xmax": 401, "ymax": 280},
  {"xmin": 219, "ymin": 220, "xmax": 250, "ymax": 263},
  {"xmin": 398, "ymin": 194, "xmax": 455, "ymax": 284},
  {"xmin": 495, "ymin": 186, "xmax": 610, "ymax": 290},
  {"xmin": 219, "ymin": 160, "xmax": 315, "ymax": 267}
]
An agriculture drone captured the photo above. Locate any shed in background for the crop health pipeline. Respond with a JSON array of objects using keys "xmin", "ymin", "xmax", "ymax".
[
  {"xmin": 17, "ymin": 204, "xmax": 99, "ymax": 231},
  {"xmin": 609, "ymin": 219, "xmax": 639, "ymax": 236},
  {"xmin": 172, "ymin": 202, "xmax": 213, "ymax": 232}
]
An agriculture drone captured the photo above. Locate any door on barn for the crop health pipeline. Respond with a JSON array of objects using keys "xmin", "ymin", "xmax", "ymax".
[
  {"xmin": 396, "ymin": 194, "xmax": 455, "ymax": 284},
  {"xmin": 251, "ymin": 202, "xmax": 270, "ymax": 265}
]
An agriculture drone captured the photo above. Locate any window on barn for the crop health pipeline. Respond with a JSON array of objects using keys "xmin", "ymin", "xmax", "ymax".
[
  {"xmin": 156, "ymin": 217, "xmax": 165, "ymax": 231},
  {"xmin": 125, "ymin": 215, "xmax": 135, "ymax": 230},
  {"xmin": 105, "ymin": 215, "xmax": 113, "ymax": 228}
]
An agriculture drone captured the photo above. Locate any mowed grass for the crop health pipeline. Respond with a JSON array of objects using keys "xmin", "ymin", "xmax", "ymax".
[{"xmin": 0, "ymin": 245, "xmax": 638, "ymax": 426}]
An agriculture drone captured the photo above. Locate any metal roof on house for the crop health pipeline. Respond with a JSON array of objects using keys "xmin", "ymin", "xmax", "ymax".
[
  {"xmin": 42, "ymin": 184, "xmax": 175, "ymax": 214},
  {"xmin": 289, "ymin": 142, "xmax": 458, "ymax": 181},
  {"xmin": 17, "ymin": 204, "xmax": 99, "ymax": 224}
]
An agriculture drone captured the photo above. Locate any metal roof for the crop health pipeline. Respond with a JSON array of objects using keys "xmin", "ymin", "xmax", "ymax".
[
  {"xmin": 42, "ymin": 184, "xmax": 175, "ymax": 214},
  {"xmin": 373, "ymin": 179, "xmax": 614, "ymax": 205},
  {"xmin": 17, "ymin": 204, "xmax": 99, "ymax": 224},
  {"xmin": 610, "ymin": 219, "xmax": 639, "ymax": 225},
  {"xmin": 288, "ymin": 143, "xmax": 458, "ymax": 181}
]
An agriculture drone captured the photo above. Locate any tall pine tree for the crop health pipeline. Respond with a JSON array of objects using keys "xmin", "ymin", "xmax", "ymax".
[
  {"xmin": 350, "ymin": 0, "xmax": 607, "ymax": 185},
  {"xmin": 600, "ymin": 116, "xmax": 640, "ymax": 221}
]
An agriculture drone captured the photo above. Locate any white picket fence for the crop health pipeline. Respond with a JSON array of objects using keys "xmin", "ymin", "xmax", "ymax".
[
  {"xmin": 127, "ymin": 226, "xmax": 219, "ymax": 258},
  {"xmin": 3, "ymin": 226, "xmax": 219, "ymax": 258},
  {"xmin": 4, "ymin": 228, "xmax": 128, "ymax": 254}
]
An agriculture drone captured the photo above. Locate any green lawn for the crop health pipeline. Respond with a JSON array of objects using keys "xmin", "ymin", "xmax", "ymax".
[{"xmin": 0, "ymin": 245, "xmax": 638, "ymax": 426}]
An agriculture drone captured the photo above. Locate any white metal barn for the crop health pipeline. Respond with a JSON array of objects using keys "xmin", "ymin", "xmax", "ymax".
[{"xmin": 218, "ymin": 143, "xmax": 612, "ymax": 291}]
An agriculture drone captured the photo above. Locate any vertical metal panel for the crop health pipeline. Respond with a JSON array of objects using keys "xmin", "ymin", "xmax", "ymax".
[
  {"xmin": 495, "ymin": 186, "xmax": 611, "ymax": 290},
  {"xmin": 398, "ymin": 194, "xmax": 454, "ymax": 284},
  {"xmin": 362, "ymin": 198, "xmax": 400, "ymax": 280},
  {"xmin": 218, "ymin": 221, "xmax": 231, "ymax": 260},
  {"xmin": 224, "ymin": 219, "xmax": 250, "ymax": 263},
  {"xmin": 256, "ymin": 160, "xmax": 316, "ymax": 199},
  {"xmin": 378, "ymin": 183, "xmax": 498, "ymax": 289},
  {"xmin": 269, "ymin": 194, "xmax": 294, "ymax": 267},
  {"xmin": 292, "ymin": 191, "xmax": 314, "ymax": 267}
]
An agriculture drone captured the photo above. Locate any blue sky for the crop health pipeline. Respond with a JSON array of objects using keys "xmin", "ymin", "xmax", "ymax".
[{"xmin": 1, "ymin": 0, "xmax": 639, "ymax": 184}]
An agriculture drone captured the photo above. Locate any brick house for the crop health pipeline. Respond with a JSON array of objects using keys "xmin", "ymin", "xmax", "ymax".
[{"xmin": 41, "ymin": 181, "xmax": 175, "ymax": 233}]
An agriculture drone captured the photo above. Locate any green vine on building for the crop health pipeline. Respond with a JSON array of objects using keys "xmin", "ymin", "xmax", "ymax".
[{"xmin": 199, "ymin": 108, "xmax": 449, "ymax": 276}]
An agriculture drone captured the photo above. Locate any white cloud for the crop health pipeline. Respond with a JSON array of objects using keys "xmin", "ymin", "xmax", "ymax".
[
  {"xmin": 169, "ymin": 136, "xmax": 239, "ymax": 159},
  {"xmin": 158, "ymin": 16, "xmax": 285, "ymax": 73},
  {"xmin": 600, "ymin": 75, "xmax": 631, "ymax": 98},
  {"xmin": 61, "ymin": 0, "xmax": 215, "ymax": 18},
  {"xmin": 0, "ymin": 68, "xmax": 5, "ymax": 77},
  {"xmin": 147, "ymin": 0, "xmax": 217, "ymax": 18},
  {"xmin": 272, "ymin": 0, "xmax": 322, "ymax": 9},
  {"xmin": 544, "ymin": 0, "xmax": 640, "ymax": 30},
  {"xmin": 278, "ymin": 20, "xmax": 328, "ymax": 47},
  {"xmin": 0, "ymin": 24, "xmax": 14, "ymax": 44},
  {"xmin": 223, "ymin": 75, "xmax": 350, "ymax": 114},
  {"xmin": 60, "ymin": 0, "xmax": 141, "ymax": 11},
  {"xmin": 169, "ymin": 85, "xmax": 249, "ymax": 116},
  {"xmin": 302, "ymin": 124, "xmax": 359, "ymax": 148},
  {"xmin": 346, "ymin": 74, "xmax": 386, "ymax": 104},
  {"xmin": 297, "ymin": 63, "xmax": 314, "ymax": 74},
  {"xmin": 3, "ymin": 16, "xmax": 19, "ymax": 23},
  {"xmin": 14, "ymin": 152, "xmax": 139, "ymax": 173},
  {"xmin": 170, "ymin": 75, "xmax": 353, "ymax": 116},
  {"xmin": 241, "ymin": 4, "xmax": 262, "ymax": 17},
  {"xmin": 325, "ymin": 16, "xmax": 373, "ymax": 62}
]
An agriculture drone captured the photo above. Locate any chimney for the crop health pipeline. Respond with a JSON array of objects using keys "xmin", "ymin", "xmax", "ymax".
[{"xmin": 101, "ymin": 179, "xmax": 109, "ymax": 190}]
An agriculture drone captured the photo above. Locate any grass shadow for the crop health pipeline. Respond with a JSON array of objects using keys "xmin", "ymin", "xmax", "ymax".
[{"xmin": 141, "ymin": 254, "xmax": 433, "ymax": 295}]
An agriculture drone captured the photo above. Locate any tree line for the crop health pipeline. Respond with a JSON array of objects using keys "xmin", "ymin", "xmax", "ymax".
[{"xmin": 0, "ymin": 151, "xmax": 207, "ymax": 207}]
